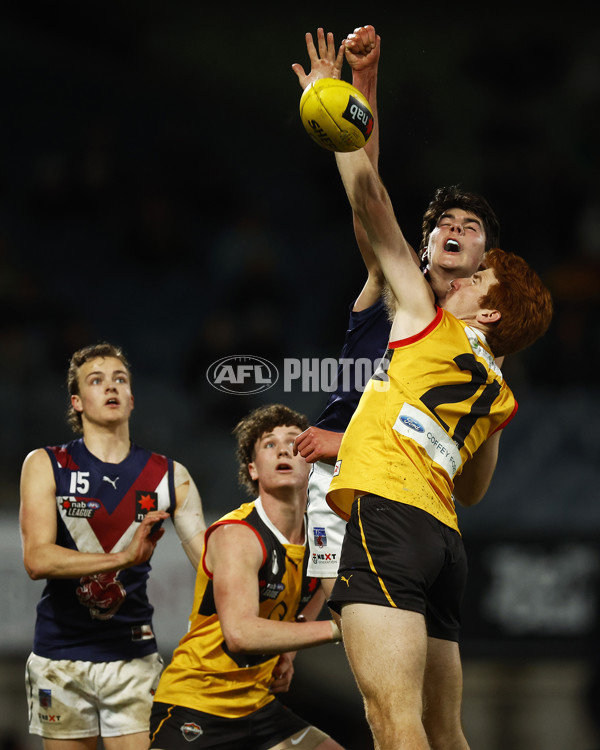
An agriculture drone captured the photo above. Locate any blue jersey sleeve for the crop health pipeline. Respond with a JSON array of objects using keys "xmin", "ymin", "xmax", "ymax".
[{"xmin": 314, "ymin": 298, "xmax": 391, "ymax": 433}]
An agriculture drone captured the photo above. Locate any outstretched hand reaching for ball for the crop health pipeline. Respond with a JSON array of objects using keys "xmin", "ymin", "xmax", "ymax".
[
  {"xmin": 344, "ymin": 25, "xmax": 381, "ymax": 74},
  {"xmin": 292, "ymin": 27, "xmax": 345, "ymax": 91}
]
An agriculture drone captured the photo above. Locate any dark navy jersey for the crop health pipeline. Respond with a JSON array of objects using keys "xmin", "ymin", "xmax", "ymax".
[
  {"xmin": 314, "ymin": 298, "xmax": 391, "ymax": 433},
  {"xmin": 33, "ymin": 438, "xmax": 176, "ymax": 662}
]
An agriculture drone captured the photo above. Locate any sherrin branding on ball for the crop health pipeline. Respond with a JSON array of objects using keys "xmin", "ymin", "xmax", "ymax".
[{"xmin": 299, "ymin": 78, "xmax": 374, "ymax": 152}]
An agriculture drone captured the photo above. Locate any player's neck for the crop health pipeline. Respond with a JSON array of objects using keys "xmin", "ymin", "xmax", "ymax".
[
  {"xmin": 259, "ymin": 487, "xmax": 306, "ymax": 545},
  {"xmin": 82, "ymin": 423, "xmax": 131, "ymax": 464},
  {"xmin": 428, "ymin": 266, "xmax": 457, "ymax": 304}
]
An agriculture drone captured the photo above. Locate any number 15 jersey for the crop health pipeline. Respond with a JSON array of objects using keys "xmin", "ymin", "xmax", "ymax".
[{"xmin": 327, "ymin": 308, "xmax": 517, "ymax": 532}]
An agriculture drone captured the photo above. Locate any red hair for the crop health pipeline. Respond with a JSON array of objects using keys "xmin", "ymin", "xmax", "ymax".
[{"xmin": 480, "ymin": 248, "xmax": 553, "ymax": 356}]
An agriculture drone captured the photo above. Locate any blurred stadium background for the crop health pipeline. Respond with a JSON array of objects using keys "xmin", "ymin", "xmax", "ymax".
[{"xmin": 1, "ymin": 4, "xmax": 599, "ymax": 749}]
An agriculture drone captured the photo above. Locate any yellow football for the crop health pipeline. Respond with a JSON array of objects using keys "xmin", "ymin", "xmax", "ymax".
[{"xmin": 299, "ymin": 78, "xmax": 374, "ymax": 152}]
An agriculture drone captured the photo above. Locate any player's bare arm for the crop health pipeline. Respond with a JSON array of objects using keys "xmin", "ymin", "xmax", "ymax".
[
  {"xmin": 340, "ymin": 26, "xmax": 418, "ymax": 316},
  {"xmin": 345, "ymin": 25, "xmax": 380, "ymax": 159},
  {"xmin": 453, "ymin": 431, "xmax": 503, "ymax": 508},
  {"xmin": 335, "ymin": 149, "xmax": 436, "ymax": 340},
  {"xmin": 345, "ymin": 25, "xmax": 385, "ymax": 312},
  {"xmin": 293, "ymin": 426, "xmax": 343, "ymax": 464},
  {"xmin": 20, "ymin": 447, "xmax": 168, "ymax": 580},
  {"xmin": 292, "ymin": 26, "xmax": 385, "ymax": 312},
  {"xmin": 207, "ymin": 523, "xmax": 340, "ymax": 654},
  {"xmin": 172, "ymin": 461, "xmax": 206, "ymax": 569}
]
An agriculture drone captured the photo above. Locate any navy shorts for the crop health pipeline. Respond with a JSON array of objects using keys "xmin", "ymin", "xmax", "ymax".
[
  {"xmin": 329, "ymin": 494, "xmax": 468, "ymax": 641},
  {"xmin": 149, "ymin": 699, "xmax": 310, "ymax": 750}
]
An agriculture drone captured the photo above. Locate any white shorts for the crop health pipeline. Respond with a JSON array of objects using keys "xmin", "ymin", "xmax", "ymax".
[
  {"xmin": 306, "ymin": 461, "xmax": 347, "ymax": 578},
  {"xmin": 26, "ymin": 651, "xmax": 164, "ymax": 739}
]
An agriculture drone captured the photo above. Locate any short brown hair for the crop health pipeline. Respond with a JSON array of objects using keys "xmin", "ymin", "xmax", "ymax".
[
  {"xmin": 233, "ymin": 404, "xmax": 309, "ymax": 496},
  {"xmin": 420, "ymin": 185, "xmax": 500, "ymax": 257},
  {"xmin": 66, "ymin": 342, "xmax": 131, "ymax": 432},
  {"xmin": 479, "ymin": 248, "xmax": 553, "ymax": 357}
]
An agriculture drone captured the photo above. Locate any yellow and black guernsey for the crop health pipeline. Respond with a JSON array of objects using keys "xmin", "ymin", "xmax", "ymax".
[
  {"xmin": 153, "ymin": 497, "xmax": 319, "ymax": 718},
  {"xmin": 327, "ymin": 308, "xmax": 517, "ymax": 532}
]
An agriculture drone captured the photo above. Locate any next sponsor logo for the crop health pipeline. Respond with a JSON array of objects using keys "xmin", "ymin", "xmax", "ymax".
[{"xmin": 311, "ymin": 552, "xmax": 338, "ymax": 564}]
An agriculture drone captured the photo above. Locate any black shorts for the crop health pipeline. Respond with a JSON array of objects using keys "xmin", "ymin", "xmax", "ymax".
[
  {"xmin": 149, "ymin": 699, "xmax": 310, "ymax": 750},
  {"xmin": 329, "ymin": 495, "xmax": 468, "ymax": 641}
]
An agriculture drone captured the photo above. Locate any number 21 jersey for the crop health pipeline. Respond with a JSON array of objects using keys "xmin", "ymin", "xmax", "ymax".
[{"xmin": 327, "ymin": 308, "xmax": 517, "ymax": 532}]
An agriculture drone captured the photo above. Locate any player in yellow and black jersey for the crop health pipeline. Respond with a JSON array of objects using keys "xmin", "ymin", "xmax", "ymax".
[
  {"xmin": 150, "ymin": 405, "xmax": 345, "ymax": 750},
  {"xmin": 324, "ymin": 112, "xmax": 552, "ymax": 749}
]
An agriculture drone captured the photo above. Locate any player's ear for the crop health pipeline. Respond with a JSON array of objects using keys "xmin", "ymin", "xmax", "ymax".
[
  {"xmin": 248, "ymin": 462, "xmax": 258, "ymax": 481},
  {"xmin": 71, "ymin": 394, "xmax": 83, "ymax": 413},
  {"xmin": 477, "ymin": 309, "xmax": 501, "ymax": 325}
]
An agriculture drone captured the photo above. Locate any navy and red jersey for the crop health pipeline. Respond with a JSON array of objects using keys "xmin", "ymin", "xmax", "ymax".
[{"xmin": 33, "ymin": 438, "xmax": 176, "ymax": 662}]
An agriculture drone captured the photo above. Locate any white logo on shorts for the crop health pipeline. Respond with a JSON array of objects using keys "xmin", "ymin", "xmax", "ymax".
[
  {"xmin": 180, "ymin": 722, "xmax": 203, "ymax": 741},
  {"xmin": 291, "ymin": 727, "xmax": 311, "ymax": 745}
]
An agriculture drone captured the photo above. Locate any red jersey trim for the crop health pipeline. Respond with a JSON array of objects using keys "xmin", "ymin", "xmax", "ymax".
[
  {"xmin": 388, "ymin": 306, "xmax": 443, "ymax": 349},
  {"xmin": 202, "ymin": 519, "xmax": 267, "ymax": 580},
  {"xmin": 47, "ymin": 445, "xmax": 80, "ymax": 470},
  {"xmin": 492, "ymin": 399, "xmax": 519, "ymax": 434}
]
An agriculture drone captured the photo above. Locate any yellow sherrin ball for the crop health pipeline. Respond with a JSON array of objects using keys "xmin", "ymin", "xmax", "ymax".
[{"xmin": 299, "ymin": 78, "xmax": 374, "ymax": 152}]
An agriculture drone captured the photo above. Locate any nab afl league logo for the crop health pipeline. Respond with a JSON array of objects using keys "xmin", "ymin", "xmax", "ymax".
[{"xmin": 206, "ymin": 355, "xmax": 279, "ymax": 395}]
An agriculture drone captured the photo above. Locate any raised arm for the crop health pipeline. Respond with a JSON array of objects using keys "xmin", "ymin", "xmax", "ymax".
[
  {"xmin": 291, "ymin": 26, "xmax": 382, "ymax": 464},
  {"xmin": 334, "ymin": 149, "xmax": 436, "ymax": 339},
  {"xmin": 345, "ymin": 25, "xmax": 385, "ymax": 312},
  {"xmin": 206, "ymin": 523, "xmax": 339, "ymax": 655},
  {"xmin": 293, "ymin": 26, "xmax": 386, "ymax": 313}
]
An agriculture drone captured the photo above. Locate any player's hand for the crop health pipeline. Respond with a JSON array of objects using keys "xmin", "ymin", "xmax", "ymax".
[
  {"xmin": 270, "ymin": 652, "xmax": 296, "ymax": 694},
  {"xmin": 344, "ymin": 25, "xmax": 380, "ymax": 73},
  {"xmin": 123, "ymin": 510, "xmax": 169, "ymax": 567},
  {"xmin": 292, "ymin": 27, "xmax": 345, "ymax": 91},
  {"xmin": 293, "ymin": 426, "xmax": 343, "ymax": 463}
]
